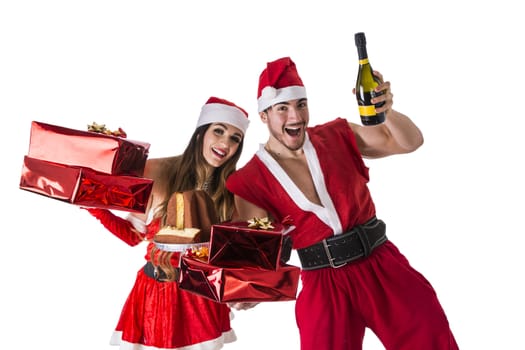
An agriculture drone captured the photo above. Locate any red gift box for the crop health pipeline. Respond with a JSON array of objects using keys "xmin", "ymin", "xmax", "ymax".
[
  {"xmin": 208, "ymin": 221, "xmax": 294, "ymax": 271},
  {"xmin": 178, "ymin": 255, "xmax": 300, "ymax": 303},
  {"xmin": 27, "ymin": 121, "xmax": 150, "ymax": 176},
  {"xmin": 20, "ymin": 156, "xmax": 153, "ymax": 213}
]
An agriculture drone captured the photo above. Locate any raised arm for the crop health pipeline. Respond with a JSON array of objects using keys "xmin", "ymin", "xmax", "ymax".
[{"xmin": 350, "ymin": 71, "xmax": 424, "ymax": 159}]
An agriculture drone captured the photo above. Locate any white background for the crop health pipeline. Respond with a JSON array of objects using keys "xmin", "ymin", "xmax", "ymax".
[{"xmin": 1, "ymin": 1, "xmax": 524, "ymax": 349}]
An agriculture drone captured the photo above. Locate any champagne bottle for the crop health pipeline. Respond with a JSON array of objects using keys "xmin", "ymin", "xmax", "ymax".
[{"xmin": 355, "ymin": 32, "xmax": 385, "ymax": 125}]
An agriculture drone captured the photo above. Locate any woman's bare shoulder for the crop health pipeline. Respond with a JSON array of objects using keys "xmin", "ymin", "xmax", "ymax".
[{"xmin": 144, "ymin": 156, "xmax": 180, "ymax": 178}]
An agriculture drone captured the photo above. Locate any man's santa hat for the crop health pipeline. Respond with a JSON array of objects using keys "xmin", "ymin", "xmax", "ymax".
[
  {"xmin": 196, "ymin": 97, "xmax": 249, "ymax": 134},
  {"xmin": 257, "ymin": 57, "xmax": 307, "ymax": 112}
]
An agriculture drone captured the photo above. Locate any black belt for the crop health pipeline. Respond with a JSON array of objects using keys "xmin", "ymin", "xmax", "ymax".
[
  {"xmin": 297, "ymin": 217, "xmax": 387, "ymax": 270},
  {"xmin": 143, "ymin": 261, "xmax": 180, "ymax": 282}
]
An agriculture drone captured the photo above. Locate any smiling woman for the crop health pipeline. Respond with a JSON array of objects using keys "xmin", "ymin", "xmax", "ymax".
[
  {"xmin": 84, "ymin": 97, "xmax": 248, "ymax": 350},
  {"xmin": 202, "ymin": 122, "xmax": 244, "ymax": 168},
  {"xmin": 82, "ymin": 97, "xmax": 249, "ymax": 350}
]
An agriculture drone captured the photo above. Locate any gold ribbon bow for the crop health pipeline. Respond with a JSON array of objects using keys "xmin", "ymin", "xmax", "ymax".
[{"xmin": 247, "ymin": 217, "xmax": 275, "ymax": 230}]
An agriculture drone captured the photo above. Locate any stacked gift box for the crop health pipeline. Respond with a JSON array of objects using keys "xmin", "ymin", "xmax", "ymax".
[
  {"xmin": 178, "ymin": 219, "xmax": 300, "ymax": 303},
  {"xmin": 19, "ymin": 121, "xmax": 153, "ymax": 213}
]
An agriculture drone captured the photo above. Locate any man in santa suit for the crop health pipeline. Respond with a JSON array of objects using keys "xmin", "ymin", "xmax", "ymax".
[{"xmin": 226, "ymin": 57, "xmax": 459, "ymax": 350}]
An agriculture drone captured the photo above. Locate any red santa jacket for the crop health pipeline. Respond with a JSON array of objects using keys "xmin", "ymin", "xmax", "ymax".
[{"xmin": 227, "ymin": 118, "xmax": 376, "ymax": 249}]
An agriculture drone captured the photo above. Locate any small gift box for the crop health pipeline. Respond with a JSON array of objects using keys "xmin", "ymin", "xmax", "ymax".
[
  {"xmin": 208, "ymin": 218, "xmax": 294, "ymax": 271},
  {"xmin": 27, "ymin": 121, "xmax": 150, "ymax": 176},
  {"xmin": 178, "ymin": 255, "xmax": 300, "ymax": 303},
  {"xmin": 19, "ymin": 156, "xmax": 153, "ymax": 213}
]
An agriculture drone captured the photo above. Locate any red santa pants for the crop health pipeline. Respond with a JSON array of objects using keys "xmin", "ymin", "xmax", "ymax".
[{"xmin": 295, "ymin": 241, "xmax": 459, "ymax": 350}]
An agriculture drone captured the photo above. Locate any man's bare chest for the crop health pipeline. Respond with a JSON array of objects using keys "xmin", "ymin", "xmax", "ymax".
[{"xmin": 276, "ymin": 157, "xmax": 321, "ymax": 206}]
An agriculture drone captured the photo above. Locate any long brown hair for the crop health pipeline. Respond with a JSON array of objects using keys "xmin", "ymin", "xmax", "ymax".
[{"xmin": 156, "ymin": 124, "xmax": 244, "ymax": 223}]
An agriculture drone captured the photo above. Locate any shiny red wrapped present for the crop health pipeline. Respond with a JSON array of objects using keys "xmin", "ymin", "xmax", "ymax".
[
  {"xmin": 20, "ymin": 156, "xmax": 153, "ymax": 213},
  {"xmin": 27, "ymin": 121, "xmax": 150, "ymax": 176},
  {"xmin": 178, "ymin": 255, "xmax": 300, "ymax": 303},
  {"xmin": 208, "ymin": 219, "xmax": 295, "ymax": 271}
]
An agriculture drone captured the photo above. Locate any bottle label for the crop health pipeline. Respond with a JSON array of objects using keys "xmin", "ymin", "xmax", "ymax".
[
  {"xmin": 358, "ymin": 105, "xmax": 377, "ymax": 116},
  {"xmin": 359, "ymin": 58, "xmax": 369, "ymax": 65}
]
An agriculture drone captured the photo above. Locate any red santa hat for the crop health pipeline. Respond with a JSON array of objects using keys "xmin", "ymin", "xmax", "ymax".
[
  {"xmin": 257, "ymin": 57, "xmax": 307, "ymax": 112},
  {"xmin": 196, "ymin": 96, "xmax": 249, "ymax": 134}
]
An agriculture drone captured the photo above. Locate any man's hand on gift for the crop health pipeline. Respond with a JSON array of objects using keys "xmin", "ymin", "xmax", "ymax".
[{"xmin": 227, "ymin": 302, "xmax": 260, "ymax": 311}]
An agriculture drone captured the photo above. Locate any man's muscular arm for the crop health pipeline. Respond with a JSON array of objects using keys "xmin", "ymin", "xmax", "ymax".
[
  {"xmin": 231, "ymin": 195, "xmax": 269, "ymax": 222},
  {"xmin": 350, "ymin": 71, "xmax": 424, "ymax": 159}
]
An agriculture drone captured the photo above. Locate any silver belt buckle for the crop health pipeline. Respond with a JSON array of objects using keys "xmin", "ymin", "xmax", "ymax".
[{"xmin": 322, "ymin": 239, "xmax": 348, "ymax": 268}]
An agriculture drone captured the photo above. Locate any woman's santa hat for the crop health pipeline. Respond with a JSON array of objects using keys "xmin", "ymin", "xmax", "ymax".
[
  {"xmin": 257, "ymin": 57, "xmax": 307, "ymax": 112},
  {"xmin": 196, "ymin": 97, "xmax": 249, "ymax": 134}
]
